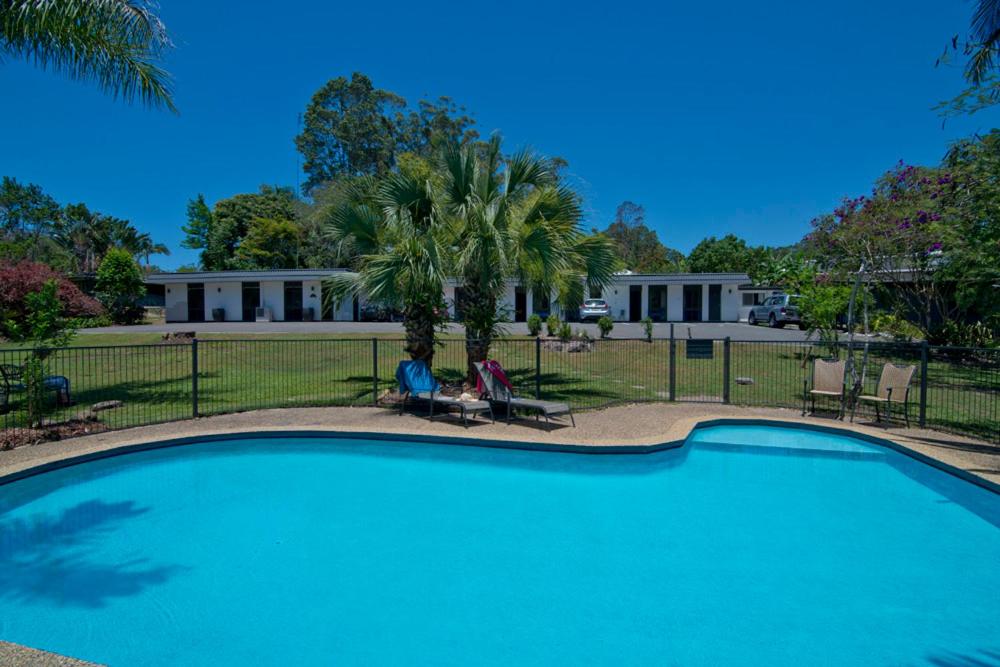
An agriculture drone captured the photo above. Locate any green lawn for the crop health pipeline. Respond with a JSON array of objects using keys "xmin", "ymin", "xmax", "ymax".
[{"xmin": 2, "ymin": 334, "xmax": 996, "ymax": 443}]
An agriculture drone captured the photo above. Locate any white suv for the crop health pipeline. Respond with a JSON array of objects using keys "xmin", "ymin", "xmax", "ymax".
[{"xmin": 747, "ymin": 294, "xmax": 803, "ymax": 329}]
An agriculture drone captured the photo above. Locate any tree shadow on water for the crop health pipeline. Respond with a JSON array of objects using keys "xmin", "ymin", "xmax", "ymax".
[{"xmin": 0, "ymin": 499, "xmax": 185, "ymax": 608}]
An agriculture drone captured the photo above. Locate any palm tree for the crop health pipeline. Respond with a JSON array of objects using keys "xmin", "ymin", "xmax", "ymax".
[
  {"xmin": 132, "ymin": 231, "xmax": 169, "ymax": 267},
  {"xmin": 1, "ymin": 0, "xmax": 175, "ymax": 111},
  {"xmin": 440, "ymin": 136, "xmax": 620, "ymax": 381},
  {"xmin": 322, "ymin": 173, "xmax": 453, "ymax": 367}
]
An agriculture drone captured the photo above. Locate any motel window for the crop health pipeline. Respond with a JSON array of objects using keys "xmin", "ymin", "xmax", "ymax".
[{"xmin": 742, "ymin": 293, "xmax": 765, "ymax": 306}]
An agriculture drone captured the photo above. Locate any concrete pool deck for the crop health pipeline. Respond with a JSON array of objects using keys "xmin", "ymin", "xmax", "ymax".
[{"xmin": 1, "ymin": 404, "xmax": 998, "ymax": 486}]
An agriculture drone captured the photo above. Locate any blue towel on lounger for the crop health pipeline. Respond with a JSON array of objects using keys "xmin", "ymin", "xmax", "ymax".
[{"xmin": 395, "ymin": 360, "xmax": 440, "ymax": 395}]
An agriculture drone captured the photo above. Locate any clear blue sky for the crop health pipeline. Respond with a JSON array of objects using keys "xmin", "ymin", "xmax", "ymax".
[{"xmin": 2, "ymin": 0, "xmax": 996, "ymax": 270}]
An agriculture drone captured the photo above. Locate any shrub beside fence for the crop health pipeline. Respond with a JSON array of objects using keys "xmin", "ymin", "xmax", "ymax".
[{"xmin": 1, "ymin": 336, "xmax": 997, "ymax": 445}]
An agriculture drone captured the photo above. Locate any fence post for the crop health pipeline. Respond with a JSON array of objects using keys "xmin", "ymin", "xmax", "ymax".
[
  {"xmin": 669, "ymin": 323, "xmax": 676, "ymax": 401},
  {"xmin": 919, "ymin": 340, "xmax": 928, "ymax": 427},
  {"xmin": 372, "ymin": 338, "xmax": 379, "ymax": 406},
  {"xmin": 723, "ymin": 337, "xmax": 731, "ymax": 404},
  {"xmin": 535, "ymin": 337, "xmax": 541, "ymax": 399},
  {"xmin": 191, "ymin": 338, "xmax": 199, "ymax": 418}
]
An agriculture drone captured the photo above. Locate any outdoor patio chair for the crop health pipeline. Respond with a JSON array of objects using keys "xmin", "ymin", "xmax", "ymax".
[
  {"xmin": 394, "ymin": 359, "xmax": 493, "ymax": 428},
  {"xmin": 474, "ymin": 360, "xmax": 575, "ymax": 426},
  {"xmin": 0, "ymin": 363, "xmax": 72, "ymax": 414},
  {"xmin": 802, "ymin": 358, "xmax": 846, "ymax": 419},
  {"xmin": 851, "ymin": 363, "xmax": 916, "ymax": 427}
]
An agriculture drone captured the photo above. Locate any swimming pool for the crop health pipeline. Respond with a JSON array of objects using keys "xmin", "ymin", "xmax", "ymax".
[{"xmin": 1, "ymin": 425, "xmax": 997, "ymax": 666}]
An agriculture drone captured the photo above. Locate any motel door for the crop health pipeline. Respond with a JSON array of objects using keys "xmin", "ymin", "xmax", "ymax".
[
  {"xmin": 708, "ymin": 285, "xmax": 722, "ymax": 321},
  {"xmin": 683, "ymin": 285, "xmax": 702, "ymax": 322},
  {"xmin": 514, "ymin": 287, "xmax": 527, "ymax": 322},
  {"xmin": 284, "ymin": 281, "xmax": 303, "ymax": 321},
  {"xmin": 629, "ymin": 286, "xmax": 642, "ymax": 322},
  {"xmin": 242, "ymin": 282, "xmax": 260, "ymax": 322},
  {"xmin": 187, "ymin": 283, "xmax": 205, "ymax": 322}
]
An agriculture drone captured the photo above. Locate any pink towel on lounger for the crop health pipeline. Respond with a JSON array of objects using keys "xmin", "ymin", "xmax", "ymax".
[{"xmin": 476, "ymin": 359, "xmax": 514, "ymax": 395}]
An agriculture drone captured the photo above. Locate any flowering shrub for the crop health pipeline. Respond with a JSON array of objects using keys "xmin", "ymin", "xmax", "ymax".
[
  {"xmin": 804, "ymin": 162, "xmax": 960, "ymax": 336},
  {"xmin": 0, "ymin": 261, "xmax": 103, "ymax": 339}
]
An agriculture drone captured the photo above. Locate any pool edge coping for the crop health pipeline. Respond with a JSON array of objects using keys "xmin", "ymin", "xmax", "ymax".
[{"xmin": 1, "ymin": 416, "xmax": 997, "ymax": 495}]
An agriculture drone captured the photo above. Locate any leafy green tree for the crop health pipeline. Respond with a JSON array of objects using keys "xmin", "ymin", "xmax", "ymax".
[
  {"xmin": 322, "ymin": 170, "xmax": 451, "ymax": 366},
  {"xmin": 181, "ymin": 194, "xmax": 213, "ymax": 251},
  {"xmin": 397, "ymin": 97, "xmax": 478, "ymax": 157},
  {"xmin": 295, "ymin": 73, "xmax": 408, "ymax": 193},
  {"xmin": 203, "ymin": 186, "xmax": 297, "ymax": 270},
  {"xmin": 295, "ymin": 72, "xmax": 476, "ymax": 194},
  {"xmin": 603, "ymin": 201, "xmax": 686, "ymax": 273},
  {"xmin": 234, "ymin": 218, "xmax": 301, "ymax": 269},
  {"xmin": 939, "ymin": 131, "xmax": 1000, "ymax": 329},
  {"xmin": 96, "ymin": 248, "xmax": 145, "ymax": 324},
  {"xmin": 687, "ymin": 234, "xmax": 753, "ymax": 273},
  {"xmin": 442, "ymin": 136, "xmax": 619, "ymax": 379},
  {"xmin": 0, "ymin": 0, "xmax": 175, "ymax": 111},
  {"xmin": 0, "ymin": 176, "xmax": 66, "ymax": 266}
]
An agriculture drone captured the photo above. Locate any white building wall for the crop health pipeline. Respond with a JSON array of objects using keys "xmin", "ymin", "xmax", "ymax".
[
  {"xmin": 667, "ymin": 285, "xmax": 684, "ymax": 321},
  {"xmin": 260, "ymin": 281, "xmax": 284, "ymax": 320},
  {"xmin": 326, "ymin": 287, "xmax": 354, "ymax": 321},
  {"xmin": 303, "ymin": 280, "xmax": 322, "ymax": 319},
  {"xmin": 499, "ymin": 283, "xmax": 516, "ymax": 320},
  {"xmin": 602, "ymin": 284, "xmax": 630, "ymax": 321},
  {"xmin": 203, "ymin": 282, "xmax": 241, "ymax": 321},
  {"xmin": 721, "ymin": 284, "xmax": 741, "ymax": 322},
  {"xmin": 164, "ymin": 283, "xmax": 188, "ymax": 322}
]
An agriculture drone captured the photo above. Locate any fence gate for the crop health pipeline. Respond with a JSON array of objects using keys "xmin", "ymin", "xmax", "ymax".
[{"xmin": 670, "ymin": 335, "xmax": 730, "ymax": 403}]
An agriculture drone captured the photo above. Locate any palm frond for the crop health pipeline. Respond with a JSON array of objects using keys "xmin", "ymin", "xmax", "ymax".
[
  {"xmin": 1, "ymin": 0, "xmax": 175, "ymax": 111},
  {"xmin": 967, "ymin": 0, "xmax": 1000, "ymax": 84}
]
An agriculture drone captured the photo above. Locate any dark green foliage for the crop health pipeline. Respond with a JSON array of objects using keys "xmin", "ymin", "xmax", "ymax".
[
  {"xmin": 597, "ymin": 316, "xmax": 614, "ymax": 338},
  {"xmin": 96, "ymin": 248, "xmax": 146, "ymax": 324},
  {"xmin": 181, "ymin": 194, "xmax": 213, "ymax": 251},
  {"xmin": 295, "ymin": 72, "xmax": 477, "ymax": 194},
  {"xmin": 1, "ymin": 177, "xmax": 169, "ymax": 273},
  {"xmin": 558, "ymin": 322, "xmax": 572, "ymax": 342},
  {"xmin": 546, "ymin": 314, "xmax": 561, "ymax": 337},
  {"xmin": 527, "ymin": 313, "xmax": 542, "ymax": 336},
  {"xmin": 201, "ymin": 185, "xmax": 298, "ymax": 270},
  {"xmin": 234, "ymin": 218, "xmax": 301, "ymax": 269}
]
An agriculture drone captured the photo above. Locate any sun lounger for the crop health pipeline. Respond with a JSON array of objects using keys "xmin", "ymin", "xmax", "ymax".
[
  {"xmin": 474, "ymin": 361, "xmax": 574, "ymax": 426},
  {"xmin": 802, "ymin": 358, "xmax": 846, "ymax": 418},
  {"xmin": 395, "ymin": 360, "xmax": 493, "ymax": 427}
]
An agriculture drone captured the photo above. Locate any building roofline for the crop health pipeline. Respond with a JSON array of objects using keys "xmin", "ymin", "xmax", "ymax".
[{"xmin": 145, "ymin": 269, "xmax": 347, "ymax": 284}]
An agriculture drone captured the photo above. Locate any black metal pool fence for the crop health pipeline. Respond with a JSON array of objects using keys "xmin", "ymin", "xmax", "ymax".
[{"xmin": 1, "ymin": 334, "xmax": 998, "ymax": 444}]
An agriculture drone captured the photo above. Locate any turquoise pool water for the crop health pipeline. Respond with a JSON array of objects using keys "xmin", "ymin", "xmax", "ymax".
[{"xmin": 1, "ymin": 426, "xmax": 998, "ymax": 666}]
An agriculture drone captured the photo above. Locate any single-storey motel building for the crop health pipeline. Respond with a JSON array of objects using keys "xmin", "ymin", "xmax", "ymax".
[{"xmin": 147, "ymin": 270, "xmax": 775, "ymax": 323}]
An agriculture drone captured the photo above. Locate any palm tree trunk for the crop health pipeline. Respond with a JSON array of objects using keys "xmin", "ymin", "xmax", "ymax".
[
  {"xmin": 462, "ymin": 281, "xmax": 497, "ymax": 384},
  {"xmin": 403, "ymin": 303, "xmax": 436, "ymax": 367}
]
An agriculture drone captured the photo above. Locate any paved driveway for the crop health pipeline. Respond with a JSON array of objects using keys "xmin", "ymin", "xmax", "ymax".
[{"xmin": 81, "ymin": 320, "xmax": 835, "ymax": 342}]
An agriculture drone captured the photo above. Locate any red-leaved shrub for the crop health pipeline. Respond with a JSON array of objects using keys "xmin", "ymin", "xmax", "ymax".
[{"xmin": 0, "ymin": 261, "xmax": 104, "ymax": 332}]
